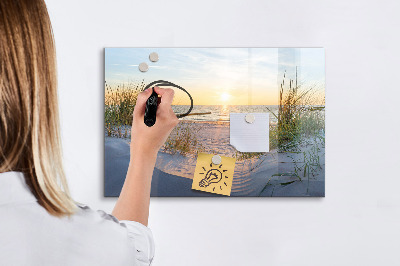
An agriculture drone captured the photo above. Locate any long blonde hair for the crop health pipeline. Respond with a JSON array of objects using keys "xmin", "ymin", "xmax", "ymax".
[{"xmin": 0, "ymin": 0, "xmax": 77, "ymax": 216}]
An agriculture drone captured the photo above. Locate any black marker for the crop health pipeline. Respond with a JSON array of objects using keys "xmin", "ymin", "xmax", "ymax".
[{"xmin": 144, "ymin": 87, "xmax": 158, "ymax": 127}]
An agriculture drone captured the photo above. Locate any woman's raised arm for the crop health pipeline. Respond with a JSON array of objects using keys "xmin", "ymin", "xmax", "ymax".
[{"xmin": 112, "ymin": 87, "xmax": 178, "ymax": 226}]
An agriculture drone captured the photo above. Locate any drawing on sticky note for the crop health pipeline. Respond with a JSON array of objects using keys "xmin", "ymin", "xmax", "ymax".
[
  {"xmin": 199, "ymin": 166, "xmax": 227, "ymax": 189},
  {"xmin": 192, "ymin": 153, "xmax": 236, "ymax": 196}
]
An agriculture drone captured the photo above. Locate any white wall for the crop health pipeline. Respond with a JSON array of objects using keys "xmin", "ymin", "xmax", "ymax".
[{"xmin": 46, "ymin": 0, "xmax": 400, "ymax": 265}]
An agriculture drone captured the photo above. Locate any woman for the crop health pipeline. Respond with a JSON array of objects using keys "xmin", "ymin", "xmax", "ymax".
[{"xmin": 0, "ymin": 0, "xmax": 178, "ymax": 265}]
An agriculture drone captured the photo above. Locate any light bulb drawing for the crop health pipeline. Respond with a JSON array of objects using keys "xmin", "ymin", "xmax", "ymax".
[
  {"xmin": 198, "ymin": 163, "xmax": 229, "ymax": 191},
  {"xmin": 192, "ymin": 153, "xmax": 236, "ymax": 196}
]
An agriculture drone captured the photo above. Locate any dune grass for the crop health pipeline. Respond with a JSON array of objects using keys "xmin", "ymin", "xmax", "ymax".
[
  {"xmin": 104, "ymin": 80, "xmax": 144, "ymax": 138},
  {"xmin": 162, "ymin": 122, "xmax": 206, "ymax": 156},
  {"xmin": 268, "ymin": 68, "xmax": 325, "ymax": 152}
]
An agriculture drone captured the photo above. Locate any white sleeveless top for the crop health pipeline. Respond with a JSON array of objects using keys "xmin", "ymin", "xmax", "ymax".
[{"xmin": 0, "ymin": 171, "xmax": 155, "ymax": 265}]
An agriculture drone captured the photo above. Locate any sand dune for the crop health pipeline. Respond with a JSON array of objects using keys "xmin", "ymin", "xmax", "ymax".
[{"xmin": 105, "ymin": 126, "xmax": 325, "ymax": 197}]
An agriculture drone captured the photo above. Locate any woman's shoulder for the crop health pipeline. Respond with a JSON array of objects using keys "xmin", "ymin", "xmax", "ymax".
[{"xmin": 74, "ymin": 202, "xmax": 120, "ymax": 225}]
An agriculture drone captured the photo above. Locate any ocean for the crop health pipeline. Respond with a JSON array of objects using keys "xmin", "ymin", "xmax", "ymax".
[{"xmin": 172, "ymin": 105, "xmax": 280, "ymax": 123}]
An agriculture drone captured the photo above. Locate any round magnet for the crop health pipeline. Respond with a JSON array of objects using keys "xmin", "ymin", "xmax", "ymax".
[
  {"xmin": 212, "ymin": 155, "xmax": 222, "ymax": 165},
  {"xmin": 139, "ymin": 62, "xmax": 149, "ymax": 72},
  {"xmin": 149, "ymin": 52, "xmax": 159, "ymax": 62},
  {"xmin": 245, "ymin": 113, "xmax": 255, "ymax": 124}
]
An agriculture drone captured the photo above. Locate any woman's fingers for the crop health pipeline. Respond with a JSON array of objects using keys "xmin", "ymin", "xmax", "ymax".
[
  {"xmin": 153, "ymin": 87, "xmax": 179, "ymax": 124},
  {"xmin": 133, "ymin": 87, "xmax": 153, "ymax": 118},
  {"xmin": 154, "ymin": 87, "xmax": 174, "ymax": 107}
]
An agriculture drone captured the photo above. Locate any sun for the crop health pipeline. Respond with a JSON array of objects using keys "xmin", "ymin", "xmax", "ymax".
[{"xmin": 220, "ymin": 92, "xmax": 231, "ymax": 102}]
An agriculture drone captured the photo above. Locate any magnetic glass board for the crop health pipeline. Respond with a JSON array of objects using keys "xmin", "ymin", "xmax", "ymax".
[{"xmin": 104, "ymin": 48, "xmax": 325, "ymax": 197}]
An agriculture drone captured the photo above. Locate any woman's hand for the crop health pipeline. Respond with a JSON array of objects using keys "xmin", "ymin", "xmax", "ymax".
[{"xmin": 130, "ymin": 86, "xmax": 179, "ymax": 157}]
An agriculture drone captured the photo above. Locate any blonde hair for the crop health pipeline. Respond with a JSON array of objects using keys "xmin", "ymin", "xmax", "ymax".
[{"xmin": 0, "ymin": 0, "xmax": 77, "ymax": 216}]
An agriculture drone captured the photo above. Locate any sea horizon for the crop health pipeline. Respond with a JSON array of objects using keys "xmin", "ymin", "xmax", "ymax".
[{"xmin": 172, "ymin": 105, "xmax": 325, "ymax": 122}]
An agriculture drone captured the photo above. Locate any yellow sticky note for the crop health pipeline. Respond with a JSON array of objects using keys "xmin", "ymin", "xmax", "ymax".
[{"xmin": 192, "ymin": 153, "xmax": 236, "ymax": 196}]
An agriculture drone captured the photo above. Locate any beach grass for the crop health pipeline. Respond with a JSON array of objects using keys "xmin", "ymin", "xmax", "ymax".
[
  {"xmin": 162, "ymin": 122, "xmax": 206, "ymax": 156},
  {"xmin": 267, "ymin": 68, "xmax": 325, "ymax": 152},
  {"xmin": 104, "ymin": 80, "xmax": 144, "ymax": 138}
]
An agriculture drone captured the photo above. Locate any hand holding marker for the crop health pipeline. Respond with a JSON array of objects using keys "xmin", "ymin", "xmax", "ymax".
[{"xmin": 139, "ymin": 52, "xmax": 209, "ymax": 127}]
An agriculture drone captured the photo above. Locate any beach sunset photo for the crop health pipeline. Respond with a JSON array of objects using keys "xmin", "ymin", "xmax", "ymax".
[{"xmin": 104, "ymin": 47, "xmax": 325, "ymax": 197}]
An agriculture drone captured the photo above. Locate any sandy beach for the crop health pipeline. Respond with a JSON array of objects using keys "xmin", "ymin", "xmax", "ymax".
[{"xmin": 105, "ymin": 120, "xmax": 325, "ymax": 197}]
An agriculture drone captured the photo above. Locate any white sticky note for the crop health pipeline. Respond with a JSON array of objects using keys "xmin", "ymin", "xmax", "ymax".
[{"xmin": 229, "ymin": 113, "xmax": 269, "ymax": 152}]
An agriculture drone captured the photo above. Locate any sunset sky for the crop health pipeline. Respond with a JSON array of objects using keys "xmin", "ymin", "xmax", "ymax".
[{"xmin": 105, "ymin": 48, "xmax": 325, "ymax": 105}]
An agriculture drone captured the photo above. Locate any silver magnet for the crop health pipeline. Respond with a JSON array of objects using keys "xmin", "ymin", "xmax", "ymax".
[
  {"xmin": 139, "ymin": 62, "xmax": 149, "ymax": 72},
  {"xmin": 245, "ymin": 113, "xmax": 255, "ymax": 124},
  {"xmin": 149, "ymin": 52, "xmax": 159, "ymax": 62},
  {"xmin": 212, "ymin": 155, "xmax": 222, "ymax": 165}
]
